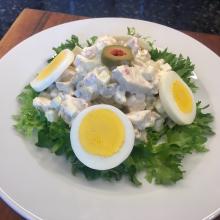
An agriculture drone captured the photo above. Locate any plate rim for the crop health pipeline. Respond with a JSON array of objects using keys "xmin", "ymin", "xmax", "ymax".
[{"xmin": 0, "ymin": 17, "xmax": 220, "ymax": 220}]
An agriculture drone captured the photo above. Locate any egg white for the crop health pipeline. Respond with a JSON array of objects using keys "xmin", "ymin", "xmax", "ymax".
[
  {"xmin": 31, "ymin": 49, "xmax": 74, "ymax": 92},
  {"xmin": 70, "ymin": 104, "xmax": 135, "ymax": 170},
  {"xmin": 159, "ymin": 71, "xmax": 196, "ymax": 125}
]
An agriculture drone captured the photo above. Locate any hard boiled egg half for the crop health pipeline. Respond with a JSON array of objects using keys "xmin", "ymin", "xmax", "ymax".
[
  {"xmin": 159, "ymin": 71, "xmax": 196, "ymax": 125},
  {"xmin": 70, "ymin": 104, "xmax": 135, "ymax": 170},
  {"xmin": 31, "ymin": 49, "xmax": 74, "ymax": 92}
]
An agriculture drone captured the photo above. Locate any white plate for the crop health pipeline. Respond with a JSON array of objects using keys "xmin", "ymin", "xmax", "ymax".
[{"xmin": 0, "ymin": 18, "xmax": 220, "ymax": 220}]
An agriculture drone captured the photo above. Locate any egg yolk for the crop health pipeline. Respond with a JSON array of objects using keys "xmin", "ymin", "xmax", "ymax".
[
  {"xmin": 79, "ymin": 109, "xmax": 125, "ymax": 157},
  {"xmin": 172, "ymin": 80, "xmax": 193, "ymax": 113},
  {"xmin": 36, "ymin": 50, "xmax": 66, "ymax": 81}
]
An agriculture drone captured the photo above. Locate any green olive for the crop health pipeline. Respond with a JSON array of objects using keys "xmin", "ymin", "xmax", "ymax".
[{"xmin": 101, "ymin": 45, "xmax": 134, "ymax": 68}]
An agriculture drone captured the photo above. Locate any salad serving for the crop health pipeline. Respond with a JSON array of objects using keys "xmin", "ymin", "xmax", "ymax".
[{"xmin": 14, "ymin": 28, "xmax": 214, "ymax": 186}]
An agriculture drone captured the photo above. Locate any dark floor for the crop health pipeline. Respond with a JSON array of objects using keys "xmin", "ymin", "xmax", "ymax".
[{"xmin": 0, "ymin": 0, "xmax": 220, "ymax": 38}]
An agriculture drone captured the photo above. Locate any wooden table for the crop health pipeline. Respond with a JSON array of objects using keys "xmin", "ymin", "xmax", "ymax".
[{"xmin": 0, "ymin": 8, "xmax": 220, "ymax": 220}]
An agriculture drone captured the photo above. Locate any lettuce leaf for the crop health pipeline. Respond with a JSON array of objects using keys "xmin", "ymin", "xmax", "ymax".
[
  {"xmin": 150, "ymin": 48, "xmax": 197, "ymax": 91},
  {"xmin": 48, "ymin": 35, "xmax": 81, "ymax": 62}
]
